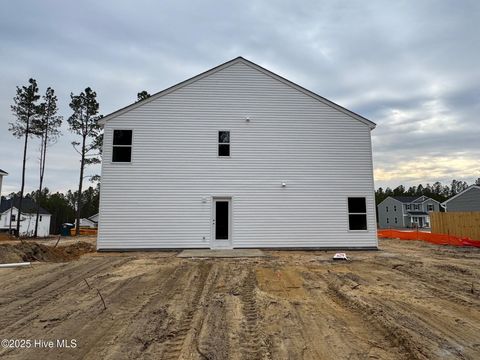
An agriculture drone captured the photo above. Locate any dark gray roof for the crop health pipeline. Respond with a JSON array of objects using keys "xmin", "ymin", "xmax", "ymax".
[
  {"xmin": 0, "ymin": 197, "xmax": 50, "ymax": 215},
  {"xmin": 0, "ymin": 168, "xmax": 7, "ymax": 175},
  {"xmin": 408, "ymin": 211, "xmax": 428, "ymax": 216},
  {"xmin": 392, "ymin": 196, "xmax": 421, "ymax": 203}
]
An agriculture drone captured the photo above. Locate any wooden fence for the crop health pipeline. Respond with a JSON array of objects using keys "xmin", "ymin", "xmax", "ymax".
[{"xmin": 430, "ymin": 212, "xmax": 480, "ymax": 240}]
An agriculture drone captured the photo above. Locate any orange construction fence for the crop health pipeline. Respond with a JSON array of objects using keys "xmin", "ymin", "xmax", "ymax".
[
  {"xmin": 378, "ymin": 229, "xmax": 480, "ymax": 248},
  {"xmin": 70, "ymin": 228, "xmax": 98, "ymax": 236}
]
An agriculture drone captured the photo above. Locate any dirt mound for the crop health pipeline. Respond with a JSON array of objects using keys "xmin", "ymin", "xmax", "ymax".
[{"xmin": 0, "ymin": 241, "xmax": 95, "ymax": 264}]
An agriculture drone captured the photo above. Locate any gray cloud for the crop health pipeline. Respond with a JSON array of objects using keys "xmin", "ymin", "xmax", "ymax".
[{"xmin": 1, "ymin": 0, "xmax": 479, "ymax": 195}]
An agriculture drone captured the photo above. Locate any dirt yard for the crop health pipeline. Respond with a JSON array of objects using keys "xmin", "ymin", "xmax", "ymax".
[{"xmin": 0, "ymin": 239, "xmax": 479, "ymax": 359}]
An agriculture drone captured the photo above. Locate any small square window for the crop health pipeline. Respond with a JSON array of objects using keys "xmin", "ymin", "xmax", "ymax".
[
  {"xmin": 112, "ymin": 130, "xmax": 132, "ymax": 162},
  {"xmin": 218, "ymin": 131, "xmax": 230, "ymax": 157},
  {"xmin": 348, "ymin": 197, "xmax": 367, "ymax": 230}
]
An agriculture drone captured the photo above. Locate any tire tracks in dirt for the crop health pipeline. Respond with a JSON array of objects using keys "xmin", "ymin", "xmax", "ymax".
[
  {"xmin": 239, "ymin": 269, "xmax": 268, "ymax": 360},
  {"xmin": 160, "ymin": 261, "xmax": 214, "ymax": 360},
  {"xmin": 369, "ymin": 258, "xmax": 480, "ymax": 308},
  {"xmin": 321, "ymin": 270, "xmax": 469, "ymax": 360},
  {"xmin": 80, "ymin": 263, "xmax": 189, "ymax": 359},
  {"xmin": 0, "ymin": 257, "xmax": 131, "ymax": 333}
]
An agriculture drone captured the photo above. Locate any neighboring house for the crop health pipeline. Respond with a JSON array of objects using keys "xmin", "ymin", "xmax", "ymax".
[
  {"xmin": 377, "ymin": 196, "xmax": 441, "ymax": 229},
  {"xmin": 0, "ymin": 198, "xmax": 51, "ymax": 237},
  {"xmin": 0, "ymin": 169, "xmax": 7, "ymax": 206},
  {"xmin": 97, "ymin": 56, "xmax": 377, "ymax": 250},
  {"xmin": 80, "ymin": 213, "xmax": 99, "ymax": 228},
  {"xmin": 442, "ymin": 185, "xmax": 480, "ymax": 212}
]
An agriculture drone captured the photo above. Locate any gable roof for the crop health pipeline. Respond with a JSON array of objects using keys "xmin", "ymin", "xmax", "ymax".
[
  {"xmin": 0, "ymin": 169, "xmax": 7, "ymax": 175},
  {"xmin": 442, "ymin": 185, "xmax": 480, "ymax": 205},
  {"xmin": 98, "ymin": 56, "xmax": 376, "ymax": 129},
  {"xmin": 0, "ymin": 197, "xmax": 50, "ymax": 215}
]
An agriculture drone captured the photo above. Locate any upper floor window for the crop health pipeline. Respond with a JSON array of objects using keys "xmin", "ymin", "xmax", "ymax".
[
  {"xmin": 414, "ymin": 204, "xmax": 419, "ymax": 210},
  {"xmin": 406, "ymin": 204, "xmax": 411, "ymax": 210},
  {"xmin": 386, "ymin": 206, "xmax": 389, "ymax": 212},
  {"xmin": 348, "ymin": 197, "xmax": 367, "ymax": 230},
  {"xmin": 112, "ymin": 130, "xmax": 132, "ymax": 162},
  {"xmin": 427, "ymin": 204, "xmax": 434, "ymax": 211},
  {"xmin": 11, "ymin": 214, "xmax": 16, "ymax": 221},
  {"xmin": 394, "ymin": 205, "xmax": 397, "ymax": 211},
  {"xmin": 218, "ymin": 131, "xmax": 230, "ymax": 157}
]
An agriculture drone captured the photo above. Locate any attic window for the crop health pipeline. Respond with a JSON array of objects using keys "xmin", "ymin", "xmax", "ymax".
[
  {"xmin": 348, "ymin": 197, "xmax": 367, "ymax": 230},
  {"xmin": 112, "ymin": 130, "xmax": 132, "ymax": 162},
  {"xmin": 218, "ymin": 131, "xmax": 230, "ymax": 157}
]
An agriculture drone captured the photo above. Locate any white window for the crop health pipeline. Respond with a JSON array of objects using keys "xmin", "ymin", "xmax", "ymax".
[
  {"xmin": 427, "ymin": 204, "xmax": 434, "ymax": 211},
  {"xmin": 386, "ymin": 206, "xmax": 389, "ymax": 212},
  {"xmin": 394, "ymin": 205, "xmax": 397, "ymax": 211},
  {"xmin": 348, "ymin": 197, "xmax": 367, "ymax": 230},
  {"xmin": 112, "ymin": 130, "xmax": 132, "ymax": 162},
  {"xmin": 39, "ymin": 215, "xmax": 42, "ymax": 222},
  {"xmin": 218, "ymin": 131, "xmax": 230, "ymax": 157},
  {"xmin": 406, "ymin": 204, "xmax": 411, "ymax": 210},
  {"xmin": 11, "ymin": 214, "xmax": 16, "ymax": 221}
]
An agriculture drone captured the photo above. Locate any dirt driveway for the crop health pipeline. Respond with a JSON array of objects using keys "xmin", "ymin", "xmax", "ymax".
[{"xmin": 0, "ymin": 239, "xmax": 479, "ymax": 359}]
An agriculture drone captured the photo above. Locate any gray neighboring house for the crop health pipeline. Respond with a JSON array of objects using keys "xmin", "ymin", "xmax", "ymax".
[
  {"xmin": 377, "ymin": 195, "xmax": 441, "ymax": 229},
  {"xmin": 442, "ymin": 185, "xmax": 480, "ymax": 212}
]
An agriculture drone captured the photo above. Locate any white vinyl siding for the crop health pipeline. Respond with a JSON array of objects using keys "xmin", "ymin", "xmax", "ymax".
[{"xmin": 97, "ymin": 61, "xmax": 377, "ymax": 249}]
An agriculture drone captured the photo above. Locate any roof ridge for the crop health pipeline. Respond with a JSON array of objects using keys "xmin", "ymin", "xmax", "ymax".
[{"xmin": 98, "ymin": 56, "xmax": 375, "ymax": 129}]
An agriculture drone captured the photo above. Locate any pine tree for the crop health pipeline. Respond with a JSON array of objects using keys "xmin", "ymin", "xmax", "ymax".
[
  {"xmin": 137, "ymin": 90, "xmax": 151, "ymax": 101},
  {"xmin": 68, "ymin": 87, "xmax": 102, "ymax": 235},
  {"xmin": 9, "ymin": 78, "xmax": 40, "ymax": 237},
  {"xmin": 33, "ymin": 87, "xmax": 62, "ymax": 237}
]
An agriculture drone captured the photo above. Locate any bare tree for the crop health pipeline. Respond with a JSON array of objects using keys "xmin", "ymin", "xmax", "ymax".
[
  {"xmin": 9, "ymin": 79, "xmax": 40, "ymax": 237},
  {"xmin": 33, "ymin": 87, "xmax": 62, "ymax": 237}
]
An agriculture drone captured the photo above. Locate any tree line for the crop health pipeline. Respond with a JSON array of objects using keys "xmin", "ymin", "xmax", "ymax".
[
  {"xmin": 9, "ymin": 77, "xmax": 152, "ymax": 237},
  {"xmin": 375, "ymin": 178, "xmax": 480, "ymax": 205}
]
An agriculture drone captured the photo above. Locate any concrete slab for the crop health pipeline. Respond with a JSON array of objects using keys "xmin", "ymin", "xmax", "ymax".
[{"xmin": 178, "ymin": 249, "xmax": 266, "ymax": 258}]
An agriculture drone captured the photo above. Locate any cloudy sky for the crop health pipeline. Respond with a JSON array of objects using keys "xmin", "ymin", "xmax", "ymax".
[{"xmin": 1, "ymin": 0, "xmax": 479, "ymax": 195}]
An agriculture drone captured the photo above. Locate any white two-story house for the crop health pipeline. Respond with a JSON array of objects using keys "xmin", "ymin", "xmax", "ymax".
[
  {"xmin": 377, "ymin": 196, "xmax": 441, "ymax": 229},
  {"xmin": 97, "ymin": 57, "xmax": 377, "ymax": 250}
]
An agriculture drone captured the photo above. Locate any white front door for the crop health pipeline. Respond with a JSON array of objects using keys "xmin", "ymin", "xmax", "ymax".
[{"xmin": 212, "ymin": 198, "xmax": 232, "ymax": 249}]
